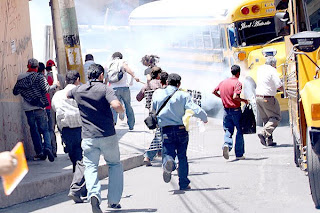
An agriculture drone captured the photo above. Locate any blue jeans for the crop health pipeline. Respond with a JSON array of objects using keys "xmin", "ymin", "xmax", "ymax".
[
  {"xmin": 161, "ymin": 125, "xmax": 190, "ymax": 189},
  {"xmin": 222, "ymin": 108, "xmax": 245, "ymax": 157},
  {"xmin": 25, "ymin": 109, "xmax": 52, "ymax": 155},
  {"xmin": 81, "ymin": 135, "xmax": 123, "ymax": 204},
  {"xmin": 112, "ymin": 87, "xmax": 135, "ymax": 129},
  {"xmin": 46, "ymin": 109, "xmax": 57, "ymax": 155}
]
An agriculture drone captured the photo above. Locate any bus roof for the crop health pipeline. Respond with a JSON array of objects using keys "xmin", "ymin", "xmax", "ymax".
[
  {"xmin": 129, "ymin": 0, "xmax": 233, "ymax": 26},
  {"xmin": 227, "ymin": 0, "xmax": 277, "ymax": 22}
]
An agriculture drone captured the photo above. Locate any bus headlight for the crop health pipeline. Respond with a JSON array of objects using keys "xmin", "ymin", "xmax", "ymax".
[
  {"xmin": 312, "ymin": 104, "xmax": 320, "ymax": 120},
  {"xmin": 236, "ymin": 51, "xmax": 246, "ymax": 61}
]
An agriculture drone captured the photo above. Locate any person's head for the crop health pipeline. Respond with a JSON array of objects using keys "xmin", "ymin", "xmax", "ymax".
[
  {"xmin": 66, "ymin": 70, "xmax": 81, "ymax": 85},
  {"xmin": 112, "ymin": 52, "xmax": 123, "ymax": 59},
  {"xmin": 160, "ymin": 71, "xmax": 168, "ymax": 86},
  {"xmin": 88, "ymin": 64, "xmax": 104, "ymax": 80},
  {"xmin": 167, "ymin": 73, "xmax": 181, "ymax": 87},
  {"xmin": 85, "ymin": 54, "xmax": 94, "ymax": 62},
  {"xmin": 265, "ymin": 56, "xmax": 277, "ymax": 68},
  {"xmin": 150, "ymin": 66, "xmax": 162, "ymax": 79},
  {"xmin": 141, "ymin": 55, "xmax": 159, "ymax": 67},
  {"xmin": 38, "ymin": 62, "xmax": 45, "ymax": 73},
  {"xmin": 27, "ymin": 58, "xmax": 39, "ymax": 69},
  {"xmin": 46, "ymin": 59, "xmax": 55, "ymax": 67},
  {"xmin": 231, "ymin": 65, "xmax": 241, "ymax": 77}
]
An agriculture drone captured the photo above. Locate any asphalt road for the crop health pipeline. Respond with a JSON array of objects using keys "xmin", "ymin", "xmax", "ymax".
[{"xmin": 1, "ymin": 117, "xmax": 318, "ymax": 213}]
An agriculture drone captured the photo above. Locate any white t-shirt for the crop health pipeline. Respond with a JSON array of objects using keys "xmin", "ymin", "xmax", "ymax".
[
  {"xmin": 256, "ymin": 64, "xmax": 282, "ymax": 96},
  {"xmin": 108, "ymin": 59, "xmax": 130, "ymax": 88}
]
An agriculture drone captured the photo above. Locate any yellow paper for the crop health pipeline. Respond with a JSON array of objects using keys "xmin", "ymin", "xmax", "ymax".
[{"xmin": 2, "ymin": 142, "xmax": 29, "ymax": 195}]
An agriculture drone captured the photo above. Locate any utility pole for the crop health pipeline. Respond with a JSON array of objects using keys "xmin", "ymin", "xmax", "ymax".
[
  {"xmin": 49, "ymin": 0, "xmax": 67, "ymax": 76},
  {"xmin": 50, "ymin": 0, "xmax": 85, "ymax": 82}
]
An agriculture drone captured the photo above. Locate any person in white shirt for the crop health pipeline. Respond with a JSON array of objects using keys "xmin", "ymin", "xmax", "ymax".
[
  {"xmin": 83, "ymin": 54, "xmax": 95, "ymax": 83},
  {"xmin": 51, "ymin": 70, "xmax": 86, "ymax": 203},
  {"xmin": 108, "ymin": 52, "xmax": 139, "ymax": 130},
  {"xmin": 256, "ymin": 56, "xmax": 283, "ymax": 147}
]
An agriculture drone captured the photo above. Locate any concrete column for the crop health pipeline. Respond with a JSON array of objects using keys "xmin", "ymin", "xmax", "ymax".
[
  {"xmin": 57, "ymin": 0, "xmax": 85, "ymax": 82},
  {"xmin": 50, "ymin": 0, "xmax": 68, "ymax": 76}
]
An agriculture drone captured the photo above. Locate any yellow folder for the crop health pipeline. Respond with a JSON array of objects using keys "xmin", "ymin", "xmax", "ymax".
[{"xmin": 2, "ymin": 142, "xmax": 29, "ymax": 195}]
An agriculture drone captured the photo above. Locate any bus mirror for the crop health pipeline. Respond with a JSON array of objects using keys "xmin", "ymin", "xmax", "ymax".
[
  {"xmin": 290, "ymin": 31, "xmax": 320, "ymax": 53},
  {"xmin": 275, "ymin": 11, "xmax": 289, "ymax": 22}
]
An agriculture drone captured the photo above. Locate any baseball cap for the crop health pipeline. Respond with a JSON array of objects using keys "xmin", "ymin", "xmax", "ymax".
[
  {"xmin": 28, "ymin": 58, "xmax": 39, "ymax": 68},
  {"xmin": 46, "ymin": 59, "xmax": 55, "ymax": 67}
]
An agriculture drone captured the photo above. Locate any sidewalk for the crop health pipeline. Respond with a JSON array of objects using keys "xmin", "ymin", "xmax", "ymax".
[{"xmin": 0, "ymin": 99, "xmax": 153, "ymax": 209}]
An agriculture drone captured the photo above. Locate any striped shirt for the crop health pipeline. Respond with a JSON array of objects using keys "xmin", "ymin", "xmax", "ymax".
[{"xmin": 13, "ymin": 72, "xmax": 53, "ymax": 111}]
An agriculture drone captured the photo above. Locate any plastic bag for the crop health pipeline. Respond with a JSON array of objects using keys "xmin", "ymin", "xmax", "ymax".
[{"xmin": 240, "ymin": 103, "xmax": 256, "ymax": 134}]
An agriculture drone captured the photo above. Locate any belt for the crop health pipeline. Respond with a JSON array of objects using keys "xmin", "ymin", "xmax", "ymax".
[
  {"xmin": 162, "ymin": 125, "xmax": 185, "ymax": 130},
  {"xmin": 256, "ymin": 95, "xmax": 274, "ymax": 98},
  {"xmin": 224, "ymin": 107, "xmax": 240, "ymax": 111}
]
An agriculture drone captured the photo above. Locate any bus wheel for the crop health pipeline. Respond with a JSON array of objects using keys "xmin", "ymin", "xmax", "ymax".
[
  {"xmin": 307, "ymin": 127, "xmax": 320, "ymax": 208},
  {"xmin": 293, "ymin": 135, "xmax": 300, "ymax": 167}
]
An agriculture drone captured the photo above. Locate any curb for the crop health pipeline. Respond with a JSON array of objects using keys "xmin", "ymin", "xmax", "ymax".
[{"xmin": 0, "ymin": 154, "xmax": 144, "ymax": 209}]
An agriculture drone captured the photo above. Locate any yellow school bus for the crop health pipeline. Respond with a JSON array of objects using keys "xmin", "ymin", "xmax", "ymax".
[
  {"xmin": 279, "ymin": 0, "xmax": 320, "ymax": 207},
  {"xmin": 128, "ymin": 0, "xmax": 235, "ymax": 114},
  {"xmin": 220, "ymin": 0, "xmax": 289, "ymax": 122}
]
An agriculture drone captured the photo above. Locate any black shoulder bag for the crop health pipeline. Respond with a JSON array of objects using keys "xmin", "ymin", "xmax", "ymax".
[{"xmin": 144, "ymin": 90, "xmax": 177, "ymax": 130}]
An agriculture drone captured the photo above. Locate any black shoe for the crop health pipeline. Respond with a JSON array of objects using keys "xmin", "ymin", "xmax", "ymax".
[
  {"xmin": 258, "ymin": 133, "xmax": 267, "ymax": 146},
  {"xmin": 91, "ymin": 197, "xmax": 102, "ymax": 213},
  {"xmin": 45, "ymin": 149, "xmax": 55, "ymax": 162},
  {"xmin": 180, "ymin": 185, "xmax": 191, "ymax": 190},
  {"xmin": 68, "ymin": 192, "xmax": 83, "ymax": 203},
  {"xmin": 108, "ymin": 203, "xmax": 121, "ymax": 209},
  {"xmin": 267, "ymin": 142, "xmax": 277, "ymax": 147},
  {"xmin": 33, "ymin": 153, "xmax": 46, "ymax": 161},
  {"xmin": 163, "ymin": 160, "xmax": 174, "ymax": 183}
]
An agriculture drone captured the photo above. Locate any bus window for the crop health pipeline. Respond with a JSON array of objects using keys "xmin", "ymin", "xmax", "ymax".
[
  {"xmin": 228, "ymin": 25, "xmax": 236, "ymax": 48},
  {"xmin": 234, "ymin": 17, "xmax": 279, "ymax": 46},
  {"xmin": 203, "ymin": 28, "xmax": 213, "ymax": 49},
  {"xmin": 220, "ymin": 27, "xmax": 227, "ymax": 50},
  {"xmin": 211, "ymin": 26, "xmax": 221, "ymax": 49},
  {"xmin": 306, "ymin": 0, "xmax": 320, "ymax": 31},
  {"xmin": 195, "ymin": 32, "xmax": 204, "ymax": 49}
]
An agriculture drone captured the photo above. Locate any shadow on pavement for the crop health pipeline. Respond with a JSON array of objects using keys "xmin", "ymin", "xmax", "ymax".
[
  {"xmin": 106, "ymin": 208, "xmax": 157, "ymax": 212},
  {"xmin": 170, "ymin": 187, "xmax": 230, "ymax": 195},
  {"xmin": 228, "ymin": 157, "xmax": 269, "ymax": 162}
]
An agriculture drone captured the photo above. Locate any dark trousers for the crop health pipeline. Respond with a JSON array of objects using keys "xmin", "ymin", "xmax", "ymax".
[
  {"xmin": 161, "ymin": 125, "xmax": 190, "ymax": 189},
  {"xmin": 25, "ymin": 109, "xmax": 52, "ymax": 155},
  {"xmin": 46, "ymin": 109, "xmax": 57, "ymax": 155},
  {"xmin": 61, "ymin": 127, "xmax": 86, "ymax": 196}
]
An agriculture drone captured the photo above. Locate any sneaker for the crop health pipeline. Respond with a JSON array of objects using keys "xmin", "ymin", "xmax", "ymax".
[
  {"xmin": 180, "ymin": 185, "xmax": 191, "ymax": 190},
  {"xmin": 143, "ymin": 157, "xmax": 152, "ymax": 166},
  {"xmin": 223, "ymin": 146, "xmax": 229, "ymax": 160},
  {"xmin": 108, "ymin": 203, "xmax": 121, "ymax": 209},
  {"xmin": 119, "ymin": 112, "xmax": 125, "ymax": 121},
  {"xmin": 68, "ymin": 192, "xmax": 83, "ymax": 203},
  {"xmin": 129, "ymin": 127, "xmax": 134, "ymax": 131},
  {"xmin": 267, "ymin": 142, "xmax": 277, "ymax": 147},
  {"xmin": 236, "ymin": 156, "xmax": 245, "ymax": 160},
  {"xmin": 258, "ymin": 133, "xmax": 267, "ymax": 146},
  {"xmin": 91, "ymin": 197, "xmax": 102, "ymax": 213},
  {"xmin": 33, "ymin": 153, "xmax": 46, "ymax": 161},
  {"xmin": 45, "ymin": 149, "xmax": 55, "ymax": 162},
  {"xmin": 163, "ymin": 160, "xmax": 174, "ymax": 183}
]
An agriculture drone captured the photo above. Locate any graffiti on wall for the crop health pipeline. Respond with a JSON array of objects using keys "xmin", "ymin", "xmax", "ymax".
[{"xmin": 0, "ymin": 0, "xmax": 32, "ymax": 102}]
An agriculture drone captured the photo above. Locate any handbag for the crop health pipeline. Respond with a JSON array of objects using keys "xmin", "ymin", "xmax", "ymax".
[
  {"xmin": 240, "ymin": 103, "xmax": 256, "ymax": 134},
  {"xmin": 144, "ymin": 90, "xmax": 177, "ymax": 130}
]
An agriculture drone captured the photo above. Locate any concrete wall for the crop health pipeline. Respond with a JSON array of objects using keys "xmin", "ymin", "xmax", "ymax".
[{"xmin": 0, "ymin": 0, "xmax": 34, "ymax": 158}]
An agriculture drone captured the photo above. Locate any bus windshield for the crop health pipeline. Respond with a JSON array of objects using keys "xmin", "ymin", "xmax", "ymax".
[{"xmin": 233, "ymin": 17, "xmax": 280, "ymax": 46}]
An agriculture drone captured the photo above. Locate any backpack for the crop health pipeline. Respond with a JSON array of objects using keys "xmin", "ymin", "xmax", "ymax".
[{"xmin": 107, "ymin": 58, "xmax": 124, "ymax": 83}]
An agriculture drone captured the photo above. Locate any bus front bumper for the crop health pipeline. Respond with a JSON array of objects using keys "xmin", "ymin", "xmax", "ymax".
[{"xmin": 310, "ymin": 128, "xmax": 320, "ymax": 157}]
